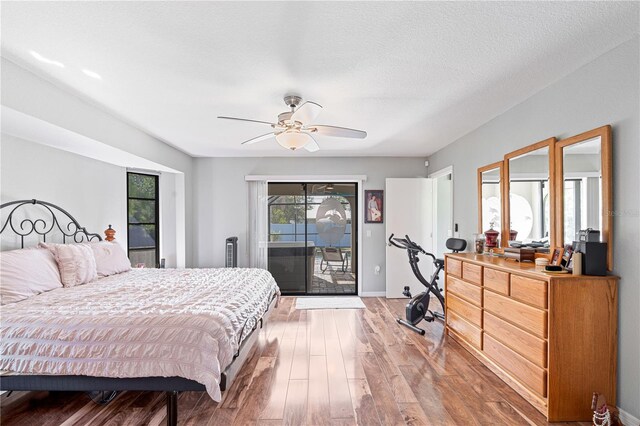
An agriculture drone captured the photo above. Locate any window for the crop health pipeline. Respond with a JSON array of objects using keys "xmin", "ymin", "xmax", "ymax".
[
  {"xmin": 127, "ymin": 172, "xmax": 159, "ymax": 267},
  {"xmin": 268, "ymin": 195, "xmax": 352, "ymax": 246}
]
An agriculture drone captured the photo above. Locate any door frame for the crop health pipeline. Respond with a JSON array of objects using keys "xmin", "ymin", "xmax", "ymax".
[
  {"xmin": 248, "ymin": 175, "xmax": 366, "ymax": 296},
  {"xmin": 429, "ymin": 166, "xmax": 454, "ymax": 256}
]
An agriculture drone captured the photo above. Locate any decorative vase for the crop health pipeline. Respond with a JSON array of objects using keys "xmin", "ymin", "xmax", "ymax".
[
  {"xmin": 484, "ymin": 222, "xmax": 499, "ymax": 248},
  {"xmin": 104, "ymin": 224, "xmax": 116, "ymax": 242}
]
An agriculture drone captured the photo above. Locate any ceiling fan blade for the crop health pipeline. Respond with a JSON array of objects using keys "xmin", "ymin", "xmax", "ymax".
[
  {"xmin": 304, "ymin": 134, "xmax": 320, "ymax": 152},
  {"xmin": 291, "ymin": 101, "xmax": 323, "ymax": 123},
  {"xmin": 218, "ymin": 116, "xmax": 276, "ymax": 126},
  {"xmin": 308, "ymin": 124, "xmax": 367, "ymax": 139},
  {"xmin": 241, "ymin": 132, "xmax": 276, "ymax": 145}
]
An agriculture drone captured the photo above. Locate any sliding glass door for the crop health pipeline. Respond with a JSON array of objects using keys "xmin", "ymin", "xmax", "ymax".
[
  {"xmin": 267, "ymin": 183, "xmax": 308, "ymax": 294},
  {"xmin": 267, "ymin": 182, "xmax": 357, "ymax": 296}
]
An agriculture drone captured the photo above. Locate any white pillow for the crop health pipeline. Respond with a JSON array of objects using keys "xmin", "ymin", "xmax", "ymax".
[
  {"xmin": 89, "ymin": 241, "xmax": 132, "ymax": 277},
  {"xmin": 40, "ymin": 243, "xmax": 97, "ymax": 287},
  {"xmin": 0, "ymin": 247, "xmax": 63, "ymax": 305}
]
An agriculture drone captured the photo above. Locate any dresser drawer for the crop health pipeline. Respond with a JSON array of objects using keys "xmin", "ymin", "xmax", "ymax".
[
  {"xmin": 462, "ymin": 262, "xmax": 483, "ymax": 286},
  {"xmin": 483, "ymin": 334, "xmax": 547, "ymax": 397},
  {"xmin": 446, "ymin": 258, "xmax": 462, "ymax": 278},
  {"xmin": 447, "ymin": 309, "xmax": 482, "ymax": 349},
  {"xmin": 447, "ymin": 293, "xmax": 482, "ymax": 327},
  {"xmin": 484, "ymin": 290, "xmax": 547, "ymax": 338},
  {"xmin": 484, "ymin": 268, "xmax": 509, "ymax": 295},
  {"xmin": 484, "ymin": 311, "xmax": 547, "ymax": 368},
  {"xmin": 447, "ymin": 275, "xmax": 482, "ymax": 306},
  {"xmin": 510, "ymin": 275, "xmax": 548, "ymax": 309}
]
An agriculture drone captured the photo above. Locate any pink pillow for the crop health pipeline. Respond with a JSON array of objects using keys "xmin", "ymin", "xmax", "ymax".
[
  {"xmin": 89, "ymin": 241, "xmax": 131, "ymax": 277},
  {"xmin": 0, "ymin": 247, "xmax": 63, "ymax": 305},
  {"xmin": 40, "ymin": 243, "xmax": 97, "ymax": 287}
]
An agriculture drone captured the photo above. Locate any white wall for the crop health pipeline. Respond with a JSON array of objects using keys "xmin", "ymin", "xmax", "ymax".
[
  {"xmin": 193, "ymin": 156, "xmax": 427, "ymax": 294},
  {"xmin": 1, "ymin": 57, "xmax": 194, "ymax": 266},
  {"xmin": 159, "ymin": 172, "xmax": 177, "ymax": 267},
  {"xmin": 1, "ymin": 134, "xmax": 126, "ymax": 247},
  {"xmin": 1, "ymin": 134, "xmax": 183, "ymax": 267},
  {"xmin": 427, "ymin": 37, "xmax": 640, "ymax": 418}
]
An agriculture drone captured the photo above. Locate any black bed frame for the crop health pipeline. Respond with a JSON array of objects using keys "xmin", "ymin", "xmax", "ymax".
[{"xmin": 0, "ymin": 199, "xmax": 277, "ymax": 425}]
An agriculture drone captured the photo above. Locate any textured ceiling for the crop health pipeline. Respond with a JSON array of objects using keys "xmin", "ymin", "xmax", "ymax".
[{"xmin": 1, "ymin": 2, "xmax": 638, "ymax": 157}]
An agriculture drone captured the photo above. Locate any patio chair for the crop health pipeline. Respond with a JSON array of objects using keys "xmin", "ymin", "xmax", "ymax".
[{"xmin": 320, "ymin": 247, "xmax": 348, "ymax": 273}]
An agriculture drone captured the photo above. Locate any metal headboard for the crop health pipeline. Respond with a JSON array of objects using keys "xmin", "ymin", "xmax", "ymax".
[{"xmin": 0, "ymin": 199, "xmax": 102, "ymax": 248}]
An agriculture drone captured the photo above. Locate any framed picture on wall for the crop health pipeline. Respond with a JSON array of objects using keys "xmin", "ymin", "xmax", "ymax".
[{"xmin": 365, "ymin": 190, "xmax": 384, "ymax": 223}]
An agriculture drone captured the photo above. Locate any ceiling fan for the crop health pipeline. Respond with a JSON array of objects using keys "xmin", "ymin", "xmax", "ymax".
[
  {"xmin": 218, "ymin": 95, "xmax": 367, "ymax": 152},
  {"xmin": 311, "ymin": 183, "xmax": 335, "ymax": 194}
]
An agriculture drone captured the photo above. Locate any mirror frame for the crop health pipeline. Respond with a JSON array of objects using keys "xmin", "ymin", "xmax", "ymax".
[
  {"xmin": 554, "ymin": 125, "xmax": 612, "ymax": 270},
  {"xmin": 477, "ymin": 161, "xmax": 504, "ymax": 234},
  {"xmin": 503, "ymin": 137, "xmax": 557, "ymax": 248}
]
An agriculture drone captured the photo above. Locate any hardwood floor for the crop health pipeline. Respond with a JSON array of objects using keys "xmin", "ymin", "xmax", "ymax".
[{"xmin": 0, "ymin": 297, "xmax": 591, "ymax": 425}]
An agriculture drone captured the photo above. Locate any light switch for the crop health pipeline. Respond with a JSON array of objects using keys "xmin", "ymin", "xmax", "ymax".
[{"xmin": 366, "ymin": 229, "xmax": 371, "ymax": 237}]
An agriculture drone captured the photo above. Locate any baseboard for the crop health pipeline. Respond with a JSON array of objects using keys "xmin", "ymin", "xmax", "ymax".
[
  {"xmin": 618, "ymin": 407, "xmax": 640, "ymax": 426},
  {"xmin": 359, "ymin": 291, "xmax": 386, "ymax": 297}
]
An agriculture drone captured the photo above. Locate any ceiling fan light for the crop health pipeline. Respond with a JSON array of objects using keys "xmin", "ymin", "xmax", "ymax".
[{"xmin": 275, "ymin": 131, "xmax": 310, "ymax": 151}]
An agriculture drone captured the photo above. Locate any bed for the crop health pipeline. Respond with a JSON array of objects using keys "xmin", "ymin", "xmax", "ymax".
[{"xmin": 0, "ymin": 199, "xmax": 280, "ymax": 425}]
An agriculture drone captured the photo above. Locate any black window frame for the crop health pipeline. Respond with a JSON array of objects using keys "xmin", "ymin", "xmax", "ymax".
[{"xmin": 127, "ymin": 172, "xmax": 160, "ymax": 267}]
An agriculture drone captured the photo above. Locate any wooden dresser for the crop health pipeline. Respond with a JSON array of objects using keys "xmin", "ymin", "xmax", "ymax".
[{"xmin": 444, "ymin": 253, "xmax": 618, "ymax": 422}]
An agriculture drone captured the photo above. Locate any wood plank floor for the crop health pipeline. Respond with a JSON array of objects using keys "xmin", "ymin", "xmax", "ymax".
[{"xmin": 0, "ymin": 297, "xmax": 591, "ymax": 425}]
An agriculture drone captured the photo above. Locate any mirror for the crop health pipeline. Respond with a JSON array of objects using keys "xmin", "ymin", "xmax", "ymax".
[
  {"xmin": 504, "ymin": 138, "xmax": 556, "ymax": 247},
  {"xmin": 478, "ymin": 162, "xmax": 503, "ymax": 238},
  {"xmin": 561, "ymin": 138, "xmax": 601, "ymax": 241},
  {"xmin": 556, "ymin": 125, "xmax": 612, "ymax": 269}
]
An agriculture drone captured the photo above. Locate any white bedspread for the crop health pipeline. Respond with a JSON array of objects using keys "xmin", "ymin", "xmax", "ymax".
[{"xmin": 0, "ymin": 268, "xmax": 279, "ymax": 401}]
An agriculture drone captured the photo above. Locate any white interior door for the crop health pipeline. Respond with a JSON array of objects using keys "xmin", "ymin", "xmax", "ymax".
[{"xmin": 385, "ymin": 178, "xmax": 433, "ymax": 298}]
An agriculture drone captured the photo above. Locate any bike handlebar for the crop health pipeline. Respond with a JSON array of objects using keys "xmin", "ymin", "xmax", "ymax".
[
  {"xmin": 387, "ymin": 233, "xmax": 406, "ymax": 249},
  {"xmin": 388, "ymin": 233, "xmax": 436, "ymax": 261}
]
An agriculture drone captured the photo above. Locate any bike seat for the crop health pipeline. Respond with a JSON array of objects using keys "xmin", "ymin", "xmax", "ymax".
[
  {"xmin": 434, "ymin": 258, "xmax": 445, "ymax": 268},
  {"xmin": 446, "ymin": 238, "xmax": 467, "ymax": 253}
]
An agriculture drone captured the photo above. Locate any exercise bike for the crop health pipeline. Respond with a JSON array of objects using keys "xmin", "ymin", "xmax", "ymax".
[{"xmin": 388, "ymin": 234, "xmax": 467, "ymax": 335}]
